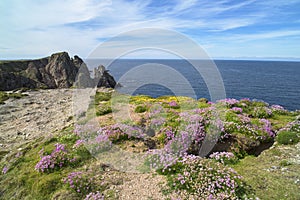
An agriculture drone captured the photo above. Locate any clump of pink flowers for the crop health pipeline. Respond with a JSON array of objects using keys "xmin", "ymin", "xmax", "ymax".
[
  {"xmin": 84, "ymin": 191, "xmax": 105, "ymax": 200},
  {"xmin": 169, "ymin": 100, "xmax": 179, "ymax": 108},
  {"xmin": 73, "ymin": 139, "xmax": 85, "ymax": 149},
  {"xmin": 63, "ymin": 171, "xmax": 94, "ymax": 195},
  {"xmin": 260, "ymin": 119, "xmax": 275, "ymax": 137},
  {"xmin": 170, "ymin": 157, "xmax": 244, "ymax": 199},
  {"xmin": 271, "ymin": 104, "xmax": 287, "ymax": 114},
  {"xmin": 217, "ymin": 98, "xmax": 239, "ymax": 107},
  {"xmin": 209, "ymin": 151, "xmax": 236, "ymax": 165},
  {"xmin": 231, "ymin": 107, "xmax": 243, "ymax": 113},
  {"xmin": 35, "ymin": 143, "xmax": 75, "ymax": 172}
]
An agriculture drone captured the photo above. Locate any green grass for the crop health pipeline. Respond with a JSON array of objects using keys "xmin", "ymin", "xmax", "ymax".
[
  {"xmin": 0, "ymin": 126, "xmax": 94, "ymax": 200},
  {"xmin": 0, "ymin": 91, "xmax": 28, "ymax": 104},
  {"xmin": 0, "ymin": 91, "xmax": 9, "ymax": 104},
  {"xmin": 1, "ymin": 92, "xmax": 300, "ymax": 199},
  {"xmin": 95, "ymin": 91, "xmax": 112, "ymax": 102},
  {"xmin": 232, "ymin": 146, "xmax": 300, "ymax": 199},
  {"xmin": 270, "ymin": 113, "xmax": 297, "ymax": 130},
  {"xmin": 134, "ymin": 105, "xmax": 147, "ymax": 113},
  {"xmin": 276, "ymin": 131, "xmax": 300, "ymax": 145}
]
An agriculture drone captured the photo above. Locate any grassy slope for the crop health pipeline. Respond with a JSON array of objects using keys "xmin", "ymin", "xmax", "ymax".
[
  {"xmin": 233, "ymin": 143, "xmax": 300, "ymax": 199},
  {"xmin": 1, "ymin": 92, "xmax": 299, "ymax": 199}
]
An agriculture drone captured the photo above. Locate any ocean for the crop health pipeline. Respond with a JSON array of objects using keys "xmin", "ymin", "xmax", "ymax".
[{"xmin": 94, "ymin": 59, "xmax": 300, "ymax": 111}]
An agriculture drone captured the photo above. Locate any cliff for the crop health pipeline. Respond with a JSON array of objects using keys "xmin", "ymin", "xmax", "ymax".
[{"xmin": 0, "ymin": 52, "xmax": 116, "ymax": 90}]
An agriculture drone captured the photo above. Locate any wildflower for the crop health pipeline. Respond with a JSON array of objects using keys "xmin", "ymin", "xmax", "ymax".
[
  {"xmin": 64, "ymin": 171, "xmax": 94, "ymax": 195},
  {"xmin": 73, "ymin": 139, "xmax": 85, "ymax": 149},
  {"xmin": 85, "ymin": 191, "xmax": 105, "ymax": 200},
  {"xmin": 2, "ymin": 166, "xmax": 8, "ymax": 174},
  {"xmin": 169, "ymin": 101, "xmax": 178, "ymax": 107},
  {"xmin": 35, "ymin": 143, "xmax": 74, "ymax": 172},
  {"xmin": 231, "ymin": 107, "xmax": 243, "ymax": 113}
]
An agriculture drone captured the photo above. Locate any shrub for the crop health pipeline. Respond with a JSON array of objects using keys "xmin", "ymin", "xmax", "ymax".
[
  {"xmin": 96, "ymin": 104, "xmax": 112, "ymax": 116},
  {"xmin": 134, "ymin": 105, "xmax": 147, "ymax": 113},
  {"xmin": 95, "ymin": 92, "xmax": 112, "ymax": 102},
  {"xmin": 276, "ymin": 131, "xmax": 299, "ymax": 145}
]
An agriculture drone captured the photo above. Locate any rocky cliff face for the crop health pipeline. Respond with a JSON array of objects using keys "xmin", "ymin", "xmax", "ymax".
[
  {"xmin": 94, "ymin": 65, "xmax": 117, "ymax": 88},
  {"xmin": 0, "ymin": 52, "xmax": 116, "ymax": 90}
]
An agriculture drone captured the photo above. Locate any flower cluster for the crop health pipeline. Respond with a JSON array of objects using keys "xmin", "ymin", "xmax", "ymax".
[
  {"xmin": 259, "ymin": 119, "xmax": 275, "ymax": 137},
  {"xmin": 88, "ymin": 133, "xmax": 112, "ymax": 154},
  {"xmin": 148, "ymin": 131, "xmax": 191, "ymax": 171},
  {"xmin": 84, "ymin": 191, "xmax": 105, "ymax": 200},
  {"xmin": 231, "ymin": 107, "xmax": 243, "ymax": 113},
  {"xmin": 170, "ymin": 157, "xmax": 245, "ymax": 199},
  {"xmin": 102, "ymin": 123, "xmax": 146, "ymax": 142},
  {"xmin": 279, "ymin": 118, "xmax": 300, "ymax": 133},
  {"xmin": 252, "ymin": 107, "xmax": 272, "ymax": 118},
  {"xmin": 271, "ymin": 104, "xmax": 287, "ymax": 114},
  {"xmin": 217, "ymin": 98, "xmax": 239, "ymax": 107},
  {"xmin": 209, "ymin": 152, "xmax": 236, "ymax": 165},
  {"xmin": 63, "ymin": 171, "xmax": 94, "ymax": 195},
  {"xmin": 35, "ymin": 143, "xmax": 75, "ymax": 172},
  {"xmin": 73, "ymin": 139, "xmax": 85, "ymax": 149},
  {"xmin": 169, "ymin": 100, "xmax": 179, "ymax": 108}
]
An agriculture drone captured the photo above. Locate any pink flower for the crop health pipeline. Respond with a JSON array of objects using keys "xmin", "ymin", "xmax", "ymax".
[
  {"xmin": 169, "ymin": 101, "xmax": 178, "ymax": 107},
  {"xmin": 231, "ymin": 107, "xmax": 243, "ymax": 113},
  {"xmin": 2, "ymin": 166, "xmax": 8, "ymax": 174}
]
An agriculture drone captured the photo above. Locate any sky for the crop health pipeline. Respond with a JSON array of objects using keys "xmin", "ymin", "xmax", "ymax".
[{"xmin": 1, "ymin": 0, "xmax": 300, "ymax": 60}]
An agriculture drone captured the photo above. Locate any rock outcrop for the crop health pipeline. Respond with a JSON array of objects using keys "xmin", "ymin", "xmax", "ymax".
[
  {"xmin": 94, "ymin": 65, "xmax": 116, "ymax": 88},
  {"xmin": 0, "ymin": 52, "xmax": 116, "ymax": 90}
]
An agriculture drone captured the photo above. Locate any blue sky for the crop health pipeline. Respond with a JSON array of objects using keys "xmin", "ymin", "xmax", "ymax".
[{"xmin": 1, "ymin": 0, "xmax": 300, "ymax": 60}]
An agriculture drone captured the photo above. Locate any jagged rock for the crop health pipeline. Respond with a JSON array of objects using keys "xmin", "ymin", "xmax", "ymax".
[
  {"xmin": 94, "ymin": 65, "xmax": 116, "ymax": 88},
  {"xmin": 74, "ymin": 63, "xmax": 95, "ymax": 88},
  {"xmin": 44, "ymin": 52, "xmax": 78, "ymax": 88},
  {"xmin": 0, "ymin": 52, "xmax": 79, "ymax": 90},
  {"xmin": 72, "ymin": 55, "xmax": 84, "ymax": 68},
  {"xmin": 0, "ymin": 52, "xmax": 117, "ymax": 90}
]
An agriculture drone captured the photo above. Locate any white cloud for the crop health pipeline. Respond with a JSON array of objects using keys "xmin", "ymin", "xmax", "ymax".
[{"xmin": 0, "ymin": 0, "xmax": 299, "ymax": 59}]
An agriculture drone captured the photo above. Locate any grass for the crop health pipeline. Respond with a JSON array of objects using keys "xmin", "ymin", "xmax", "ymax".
[
  {"xmin": 232, "ymin": 145, "xmax": 300, "ymax": 199},
  {"xmin": 276, "ymin": 131, "xmax": 300, "ymax": 145},
  {"xmin": 1, "ymin": 92, "xmax": 300, "ymax": 199},
  {"xmin": 0, "ymin": 126, "xmax": 95, "ymax": 200},
  {"xmin": 0, "ymin": 91, "xmax": 28, "ymax": 104}
]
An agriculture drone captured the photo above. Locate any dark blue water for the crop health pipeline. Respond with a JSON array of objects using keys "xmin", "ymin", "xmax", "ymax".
[{"xmin": 101, "ymin": 59, "xmax": 300, "ymax": 111}]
